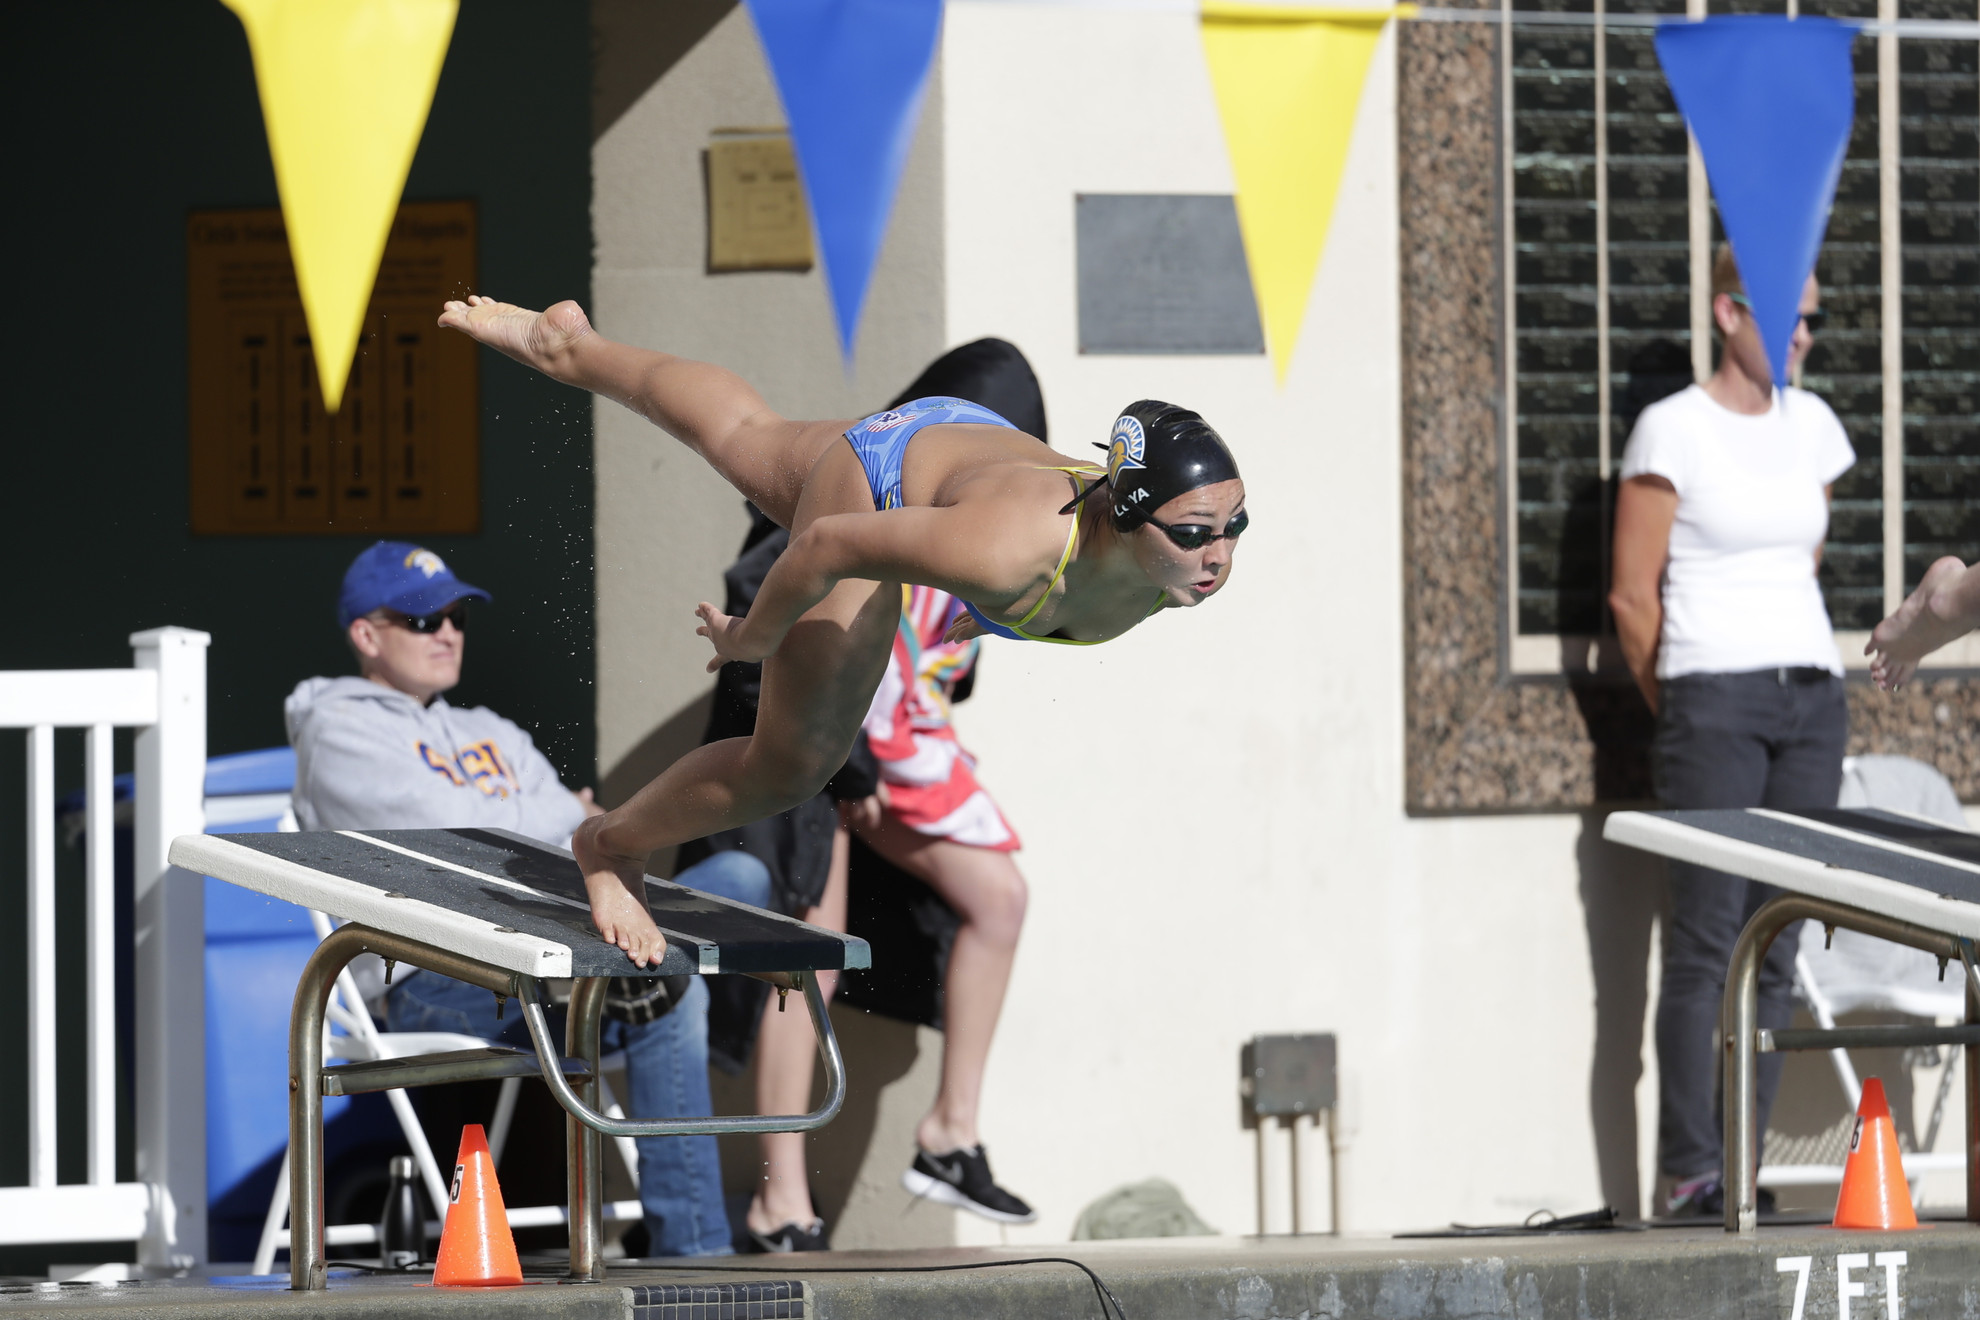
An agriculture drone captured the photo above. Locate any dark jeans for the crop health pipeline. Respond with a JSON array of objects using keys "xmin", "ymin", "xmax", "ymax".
[{"xmin": 1651, "ymin": 668, "xmax": 1847, "ymax": 1182}]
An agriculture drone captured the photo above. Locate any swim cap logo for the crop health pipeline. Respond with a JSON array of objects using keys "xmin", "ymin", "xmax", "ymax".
[
  {"xmin": 1107, "ymin": 416, "xmax": 1147, "ymax": 487},
  {"xmin": 403, "ymin": 549, "xmax": 447, "ymax": 579}
]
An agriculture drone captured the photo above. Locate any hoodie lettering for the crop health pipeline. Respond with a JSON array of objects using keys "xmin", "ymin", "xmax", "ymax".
[{"xmin": 417, "ymin": 739, "xmax": 515, "ymax": 798}]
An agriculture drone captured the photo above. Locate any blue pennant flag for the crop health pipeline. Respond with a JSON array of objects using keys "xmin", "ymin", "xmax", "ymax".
[
  {"xmin": 746, "ymin": 0, "xmax": 943, "ymax": 360},
  {"xmin": 1656, "ymin": 16, "xmax": 1857, "ymax": 387}
]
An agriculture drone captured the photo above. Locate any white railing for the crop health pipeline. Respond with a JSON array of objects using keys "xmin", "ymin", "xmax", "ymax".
[{"xmin": 0, "ymin": 628, "xmax": 209, "ymax": 1269}]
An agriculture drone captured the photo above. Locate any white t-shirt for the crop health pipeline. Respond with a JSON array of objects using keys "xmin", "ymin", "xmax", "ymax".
[{"xmin": 1618, "ymin": 384, "xmax": 1855, "ymax": 679}]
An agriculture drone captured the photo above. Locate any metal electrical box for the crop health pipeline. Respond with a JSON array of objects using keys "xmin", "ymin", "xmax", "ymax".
[{"xmin": 1241, "ymin": 1033, "xmax": 1337, "ymax": 1117}]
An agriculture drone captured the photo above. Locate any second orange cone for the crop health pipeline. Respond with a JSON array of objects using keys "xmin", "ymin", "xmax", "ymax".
[
  {"xmin": 1831, "ymin": 1077, "xmax": 1917, "ymax": 1231},
  {"xmin": 434, "ymin": 1123, "xmax": 524, "ymax": 1285}
]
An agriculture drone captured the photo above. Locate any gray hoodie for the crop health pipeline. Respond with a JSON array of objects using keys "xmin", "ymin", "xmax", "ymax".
[{"xmin": 284, "ymin": 676, "xmax": 587, "ymax": 848}]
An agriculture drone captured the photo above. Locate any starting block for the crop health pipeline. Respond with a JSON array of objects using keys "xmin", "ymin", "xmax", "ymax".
[
  {"xmin": 1605, "ymin": 807, "xmax": 1980, "ymax": 1234},
  {"xmin": 171, "ymin": 827, "xmax": 870, "ymax": 1289}
]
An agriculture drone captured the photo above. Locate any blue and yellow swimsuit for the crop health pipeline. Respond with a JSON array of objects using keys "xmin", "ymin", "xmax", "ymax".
[{"xmin": 843, "ymin": 398, "xmax": 1162, "ymax": 644}]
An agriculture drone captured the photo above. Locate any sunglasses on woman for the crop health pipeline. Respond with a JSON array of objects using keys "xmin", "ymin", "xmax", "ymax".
[
  {"xmin": 1143, "ymin": 506, "xmax": 1249, "ymax": 551},
  {"xmin": 1728, "ymin": 293, "xmax": 1827, "ymax": 334},
  {"xmin": 381, "ymin": 602, "xmax": 470, "ymax": 634}
]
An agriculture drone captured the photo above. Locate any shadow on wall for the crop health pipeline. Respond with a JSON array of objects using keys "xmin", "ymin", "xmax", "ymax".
[
  {"xmin": 1576, "ymin": 810, "xmax": 1667, "ymax": 1220},
  {"xmin": 599, "ymin": 690, "xmax": 716, "ymax": 875},
  {"xmin": 711, "ymin": 1006, "xmax": 957, "ymax": 1249},
  {"xmin": 593, "ymin": 0, "xmax": 736, "ymax": 140}
]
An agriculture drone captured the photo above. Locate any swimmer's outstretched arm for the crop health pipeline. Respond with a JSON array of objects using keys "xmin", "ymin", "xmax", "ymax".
[
  {"xmin": 697, "ymin": 504, "xmax": 1042, "ymax": 670},
  {"xmin": 437, "ymin": 295, "xmax": 795, "ymax": 458},
  {"xmin": 1867, "ymin": 555, "xmax": 1980, "ymax": 690}
]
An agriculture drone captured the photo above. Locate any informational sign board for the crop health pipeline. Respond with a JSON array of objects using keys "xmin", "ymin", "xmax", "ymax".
[
  {"xmin": 1076, "ymin": 194, "xmax": 1265, "ymax": 355},
  {"xmin": 187, "ymin": 200, "xmax": 479, "ymax": 535},
  {"xmin": 706, "ymin": 131, "xmax": 814, "ymax": 273}
]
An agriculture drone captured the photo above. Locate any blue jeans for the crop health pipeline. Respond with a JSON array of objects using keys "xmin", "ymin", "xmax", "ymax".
[{"xmin": 385, "ymin": 850, "xmax": 772, "ymax": 1256}]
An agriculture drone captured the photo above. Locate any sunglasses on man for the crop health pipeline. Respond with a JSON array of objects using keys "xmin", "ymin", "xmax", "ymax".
[
  {"xmin": 378, "ymin": 602, "xmax": 470, "ymax": 634},
  {"xmin": 1143, "ymin": 506, "xmax": 1249, "ymax": 551},
  {"xmin": 1728, "ymin": 293, "xmax": 1827, "ymax": 334}
]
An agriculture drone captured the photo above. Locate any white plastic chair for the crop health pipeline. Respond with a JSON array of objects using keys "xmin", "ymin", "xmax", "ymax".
[{"xmin": 1758, "ymin": 755, "xmax": 1971, "ymax": 1202}]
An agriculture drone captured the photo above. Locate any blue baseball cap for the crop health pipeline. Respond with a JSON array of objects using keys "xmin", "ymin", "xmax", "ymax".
[{"xmin": 337, "ymin": 542, "xmax": 492, "ymax": 629}]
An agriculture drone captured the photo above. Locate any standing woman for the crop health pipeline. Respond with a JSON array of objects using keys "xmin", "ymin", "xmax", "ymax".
[{"xmin": 1608, "ymin": 246, "xmax": 1854, "ymax": 1216}]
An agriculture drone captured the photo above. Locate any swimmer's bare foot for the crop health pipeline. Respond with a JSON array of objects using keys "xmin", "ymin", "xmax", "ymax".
[
  {"xmin": 1867, "ymin": 555, "xmax": 1974, "ymax": 691},
  {"xmin": 437, "ymin": 294, "xmax": 593, "ymax": 374},
  {"xmin": 572, "ymin": 813, "xmax": 667, "ymax": 968}
]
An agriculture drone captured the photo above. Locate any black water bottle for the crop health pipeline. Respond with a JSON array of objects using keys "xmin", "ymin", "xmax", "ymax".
[{"xmin": 378, "ymin": 1156, "xmax": 424, "ymax": 1269}]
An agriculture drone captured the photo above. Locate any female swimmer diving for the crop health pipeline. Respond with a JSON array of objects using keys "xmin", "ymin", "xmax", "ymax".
[{"xmin": 436, "ymin": 295, "xmax": 1248, "ymax": 967}]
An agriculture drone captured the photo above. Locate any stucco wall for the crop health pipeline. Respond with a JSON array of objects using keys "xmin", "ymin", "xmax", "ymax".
[{"xmin": 934, "ymin": 1, "xmax": 1664, "ymax": 1242}]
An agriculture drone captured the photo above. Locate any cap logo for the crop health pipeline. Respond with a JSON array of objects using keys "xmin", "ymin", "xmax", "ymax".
[
  {"xmin": 1107, "ymin": 415, "xmax": 1147, "ymax": 487},
  {"xmin": 403, "ymin": 549, "xmax": 447, "ymax": 579}
]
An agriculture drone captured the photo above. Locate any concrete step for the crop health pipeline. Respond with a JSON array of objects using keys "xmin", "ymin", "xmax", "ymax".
[
  {"xmin": 618, "ymin": 1225, "xmax": 1980, "ymax": 1320},
  {"xmin": 4, "ymin": 1227, "xmax": 1974, "ymax": 1319}
]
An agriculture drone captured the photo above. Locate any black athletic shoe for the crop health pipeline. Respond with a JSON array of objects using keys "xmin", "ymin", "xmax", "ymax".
[
  {"xmin": 902, "ymin": 1145, "xmax": 1037, "ymax": 1224},
  {"xmin": 1664, "ymin": 1175, "xmax": 1776, "ymax": 1219},
  {"xmin": 743, "ymin": 1218, "xmax": 829, "ymax": 1253}
]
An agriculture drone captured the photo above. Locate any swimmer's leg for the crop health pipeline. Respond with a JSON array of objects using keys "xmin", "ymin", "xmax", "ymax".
[
  {"xmin": 438, "ymin": 295, "xmax": 846, "ymax": 527},
  {"xmin": 578, "ymin": 461, "xmax": 897, "ymax": 963}
]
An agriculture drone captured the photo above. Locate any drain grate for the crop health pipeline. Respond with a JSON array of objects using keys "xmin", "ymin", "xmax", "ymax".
[{"xmin": 629, "ymin": 1279, "xmax": 808, "ymax": 1319}]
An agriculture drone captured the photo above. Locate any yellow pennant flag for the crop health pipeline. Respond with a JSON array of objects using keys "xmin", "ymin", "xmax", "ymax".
[
  {"xmin": 1201, "ymin": 3, "xmax": 1405, "ymax": 382},
  {"xmin": 221, "ymin": 0, "xmax": 458, "ymax": 412}
]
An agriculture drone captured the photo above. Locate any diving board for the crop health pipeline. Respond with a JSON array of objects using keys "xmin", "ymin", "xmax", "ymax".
[
  {"xmin": 173, "ymin": 826, "xmax": 870, "ymax": 978},
  {"xmin": 1605, "ymin": 808, "xmax": 1980, "ymax": 939},
  {"xmin": 169, "ymin": 827, "xmax": 867, "ymax": 1291}
]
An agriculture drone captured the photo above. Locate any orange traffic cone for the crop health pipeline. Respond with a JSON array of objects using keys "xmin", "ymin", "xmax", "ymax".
[
  {"xmin": 433, "ymin": 1124, "xmax": 524, "ymax": 1285},
  {"xmin": 1832, "ymin": 1078, "xmax": 1918, "ymax": 1230}
]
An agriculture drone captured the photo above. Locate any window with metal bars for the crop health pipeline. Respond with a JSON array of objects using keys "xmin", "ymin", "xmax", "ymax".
[{"xmin": 1505, "ymin": 0, "xmax": 1978, "ymax": 672}]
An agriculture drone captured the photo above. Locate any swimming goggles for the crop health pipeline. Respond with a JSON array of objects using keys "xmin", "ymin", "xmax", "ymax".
[{"xmin": 1143, "ymin": 507, "xmax": 1248, "ymax": 551}]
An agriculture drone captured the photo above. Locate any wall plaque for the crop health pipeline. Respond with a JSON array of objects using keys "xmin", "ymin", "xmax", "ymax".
[
  {"xmin": 706, "ymin": 131, "xmax": 813, "ymax": 273},
  {"xmin": 187, "ymin": 200, "xmax": 479, "ymax": 536},
  {"xmin": 1076, "ymin": 194, "xmax": 1264, "ymax": 355}
]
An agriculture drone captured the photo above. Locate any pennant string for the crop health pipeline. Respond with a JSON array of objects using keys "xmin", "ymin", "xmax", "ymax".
[
  {"xmin": 1201, "ymin": 2, "xmax": 1413, "ymax": 22},
  {"xmin": 958, "ymin": 0, "xmax": 1980, "ymax": 37},
  {"xmin": 1412, "ymin": 4, "xmax": 1979, "ymax": 37}
]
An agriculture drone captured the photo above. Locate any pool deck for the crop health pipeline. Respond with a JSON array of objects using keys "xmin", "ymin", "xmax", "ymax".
[{"xmin": 3, "ymin": 1223, "xmax": 1975, "ymax": 1318}]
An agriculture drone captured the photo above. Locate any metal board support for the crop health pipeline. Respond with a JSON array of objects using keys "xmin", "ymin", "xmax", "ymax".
[
  {"xmin": 287, "ymin": 925, "xmax": 846, "ymax": 1290},
  {"xmin": 1723, "ymin": 893, "xmax": 1980, "ymax": 1233}
]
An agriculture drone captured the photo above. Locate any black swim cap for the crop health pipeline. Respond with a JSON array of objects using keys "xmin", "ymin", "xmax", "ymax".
[{"xmin": 1101, "ymin": 400, "xmax": 1240, "ymax": 531}]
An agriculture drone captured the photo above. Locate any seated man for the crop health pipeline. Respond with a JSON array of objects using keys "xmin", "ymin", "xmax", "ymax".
[{"xmin": 287, "ymin": 540, "xmax": 768, "ymax": 1257}]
